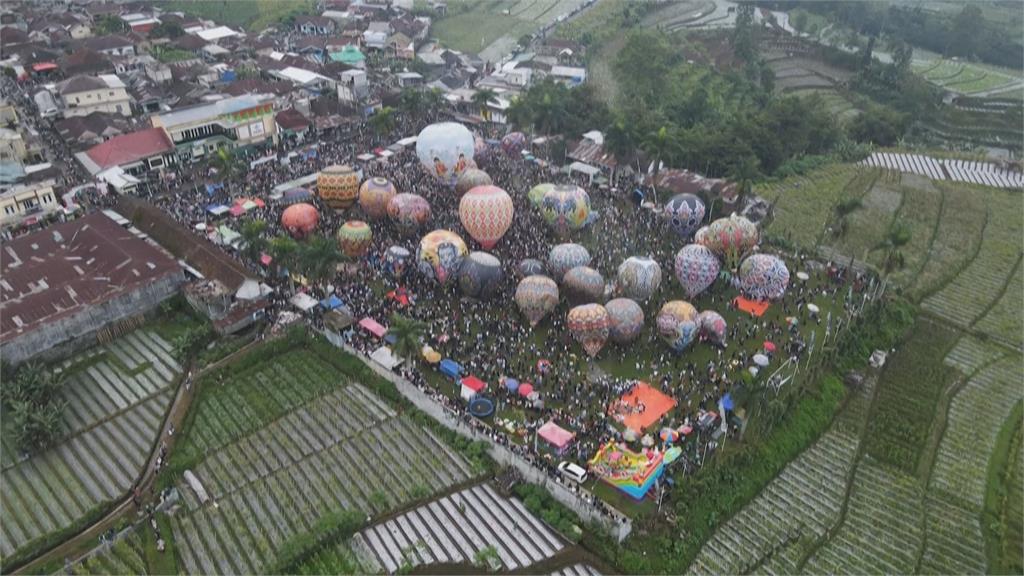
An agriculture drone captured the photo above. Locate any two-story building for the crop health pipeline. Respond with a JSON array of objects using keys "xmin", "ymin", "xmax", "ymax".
[
  {"xmin": 57, "ymin": 74, "xmax": 133, "ymax": 117},
  {"xmin": 151, "ymin": 95, "xmax": 277, "ymax": 162},
  {"xmin": 77, "ymin": 34, "xmax": 136, "ymax": 57},
  {"xmin": 75, "ymin": 127, "xmax": 175, "ymax": 179},
  {"xmin": 0, "ymin": 179, "xmax": 59, "ymax": 230}
]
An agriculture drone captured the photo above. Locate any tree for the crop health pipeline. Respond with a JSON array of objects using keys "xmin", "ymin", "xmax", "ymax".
[
  {"xmin": 729, "ymin": 154, "xmax": 761, "ymax": 199},
  {"xmin": 398, "ymin": 88, "xmax": 423, "ymax": 116},
  {"xmin": 3, "ymin": 363, "xmax": 67, "ymax": 452},
  {"xmin": 604, "ymin": 114, "xmax": 640, "ymax": 165},
  {"xmin": 792, "ymin": 10, "xmax": 809, "ymax": 34},
  {"xmin": 369, "ymin": 106, "xmax": 396, "ymax": 141},
  {"xmin": 297, "ymin": 235, "xmax": 345, "ymax": 286},
  {"xmin": 472, "ymin": 88, "xmax": 498, "ymax": 121},
  {"xmin": 641, "ymin": 125, "xmax": 681, "ymax": 176},
  {"xmin": 96, "ymin": 15, "xmax": 123, "ymax": 35},
  {"xmin": 875, "ymin": 221, "xmax": 912, "ymax": 273},
  {"xmin": 239, "ymin": 219, "xmax": 268, "ymax": 263},
  {"xmin": 211, "ymin": 147, "xmax": 238, "ymax": 181},
  {"xmin": 152, "ymin": 21, "xmax": 184, "ymax": 39},
  {"xmin": 732, "ymin": 3, "xmax": 758, "ymax": 64},
  {"xmin": 948, "ymin": 5, "xmax": 983, "ymax": 59},
  {"xmin": 388, "ymin": 313, "xmax": 428, "ymax": 365},
  {"xmin": 848, "ymin": 105, "xmax": 906, "ymax": 146},
  {"xmin": 268, "ymin": 235, "xmax": 299, "ymax": 283}
]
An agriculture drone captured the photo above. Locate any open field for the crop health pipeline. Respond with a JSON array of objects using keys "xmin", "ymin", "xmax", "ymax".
[
  {"xmin": 912, "ymin": 58, "xmax": 1022, "ymax": 95},
  {"xmin": 157, "ymin": 0, "xmax": 316, "ymax": 32},
  {"xmin": 431, "ymin": 0, "xmax": 587, "ymax": 58},
  {"xmin": 0, "ymin": 331, "xmax": 179, "ymax": 561},
  {"xmin": 832, "ymin": 179, "xmax": 903, "ymax": 264}
]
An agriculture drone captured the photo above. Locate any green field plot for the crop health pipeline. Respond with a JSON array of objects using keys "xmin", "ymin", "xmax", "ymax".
[
  {"xmin": 909, "ymin": 181, "xmax": 989, "ymax": 300},
  {"xmin": 158, "ymin": 0, "xmax": 316, "ymax": 32},
  {"xmin": 432, "ymin": 0, "xmax": 583, "ymax": 54},
  {"xmin": 888, "ymin": 177, "xmax": 942, "ymax": 290},
  {"xmin": 913, "ymin": 58, "xmax": 1021, "ymax": 94},
  {"xmin": 832, "ymin": 180, "xmax": 903, "ymax": 263},
  {"xmin": 974, "ymin": 263, "xmax": 1024, "ymax": 348}
]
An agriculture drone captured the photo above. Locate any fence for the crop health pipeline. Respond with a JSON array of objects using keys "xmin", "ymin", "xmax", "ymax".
[{"xmin": 320, "ymin": 329, "xmax": 634, "ymax": 543}]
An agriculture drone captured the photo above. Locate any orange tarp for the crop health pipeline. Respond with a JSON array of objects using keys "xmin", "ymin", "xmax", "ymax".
[
  {"xmin": 734, "ymin": 296, "xmax": 770, "ymax": 317},
  {"xmin": 614, "ymin": 382, "xmax": 677, "ymax": 434}
]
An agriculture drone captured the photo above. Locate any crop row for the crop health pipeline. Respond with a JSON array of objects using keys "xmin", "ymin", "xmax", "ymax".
[
  {"xmin": 888, "ymin": 178, "xmax": 942, "ymax": 290},
  {"xmin": 974, "ymin": 263, "xmax": 1023, "ymax": 347},
  {"xmin": 172, "ymin": 393, "xmax": 471, "ymax": 574},
  {"xmin": 909, "ymin": 181, "xmax": 988, "ymax": 299},
  {"xmin": 71, "ymin": 532, "xmax": 148, "ymax": 575},
  {"xmin": 834, "ymin": 181, "xmax": 903, "ymax": 264},
  {"xmin": 803, "ymin": 458, "xmax": 923, "ymax": 574},
  {"xmin": 922, "ymin": 187, "xmax": 1023, "ymax": 327},
  {"xmin": 1, "ymin": 392, "xmax": 171, "ymax": 557},
  {"xmin": 943, "ymin": 334, "xmax": 1006, "ymax": 375},
  {"xmin": 758, "ymin": 165, "xmax": 867, "ymax": 248}
]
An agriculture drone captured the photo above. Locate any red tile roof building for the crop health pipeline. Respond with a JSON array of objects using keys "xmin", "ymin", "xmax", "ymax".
[{"xmin": 76, "ymin": 127, "xmax": 174, "ymax": 175}]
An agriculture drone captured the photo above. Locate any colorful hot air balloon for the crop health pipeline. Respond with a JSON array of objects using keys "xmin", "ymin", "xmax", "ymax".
[
  {"xmin": 664, "ymin": 193, "xmax": 706, "ymax": 238},
  {"xmin": 548, "ymin": 243, "xmax": 591, "ymax": 282},
  {"xmin": 383, "ymin": 245, "xmax": 412, "ymax": 279},
  {"xmin": 735, "ymin": 254, "xmax": 790, "ymax": 301},
  {"xmin": 458, "ymin": 251, "xmax": 504, "ymax": 299},
  {"xmin": 317, "ymin": 165, "xmax": 360, "ymax": 210},
  {"xmin": 387, "ymin": 193, "xmax": 431, "ymax": 233},
  {"xmin": 281, "ymin": 203, "xmax": 319, "ymax": 239},
  {"xmin": 606, "ymin": 298, "xmax": 644, "ymax": 344},
  {"xmin": 674, "ymin": 244, "xmax": 721, "ymax": 298},
  {"xmin": 563, "ymin": 266, "xmax": 605, "ymax": 303},
  {"xmin": 617, "ymin": 257, "xmax": 662, "ymax": 301},
  {"xmin": 501, "ymin": 131, "xmax": 526, "ymax": 155},
  {"xmin": 697, "ymin": 310, "xmax": 727, "ymax": 345},
  {"xmin": 337, "ymin": 220, "xmax": 372, "ymax": 257},
  {"xmin": 528, "ymin": 183, "xmax": 554, "ymax": 208},
  {"xmin": 540, "ymin": 185, "xmax": 591, "ymax": 237},
  {"xmin": 516, "ymin": 275, "xmax": 559, "ymax": 327},
  {"xmin": 459, "ymin": 185, "xmax": 514, "ymax": 249},
  {"xmin": 567, "ymin": 304, "xmax": 610, "ymax": 357},
  {"xmin": 416, "ymin": 122, "xmax": 475, "ymax": 185},
  {"xmin": 657, "ymin": 300, "xmax": 699, "ymax": 352},
  {"xmin": 699, "ymin": 215, "xmax": 759, "ymax": 268},
  {"xmin": 358, "ymin": 177, "xmax": 397, "ymax": 219},
  {"xmin": 519, "ymin": 258, "xmax": 546, "ymax": 277},
  {"xmin": 455, "ymin": 168, "xmax": 492, "ymax": 197},
  {"xmin": 416, "ymin": 230, "xmax": 467, "ymax": 285}
]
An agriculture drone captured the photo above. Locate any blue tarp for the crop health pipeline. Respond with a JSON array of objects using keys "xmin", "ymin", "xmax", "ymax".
[
  {"xmin": 721, "ymin": 393, "xmax": 734, "ymax": 412},
  {"xmin": 384, "ymin": 334, "xmax": 397, "ymax": 345},
  {"xmin": 503, "ymin": 378, "xmax": 519, "ymax": 392},
  {"xmin": 320, "ymin": 295, "xmax": 344, "ymax": 310},
  {"xmin": 206, "ymin": 204, "xmax": 230, "ymax": 216},
  {"xmin": 440, "ymin": 359, "xmax": 461, "ymax": 379}
]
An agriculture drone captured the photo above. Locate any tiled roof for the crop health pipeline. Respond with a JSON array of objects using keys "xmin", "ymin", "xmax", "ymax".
[{"xmin": 83, "ymin": 127, "xmax": 173, "ymax": 171}]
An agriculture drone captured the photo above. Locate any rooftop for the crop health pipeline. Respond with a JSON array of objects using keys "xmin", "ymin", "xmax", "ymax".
[
  {"xmin": 78, "ymin": 127, "xmax": 174, "ymax": 174},
  {"xmin": 153, "ymin": 95, "xmax": 271, "ymax": 128},
  {"xmin": 0, "ymin": 211, "xmax": 181, "ymax": 343},
  {"xmin": 195, "ymin": 26, "xmax": 240, "ymax": 42}
]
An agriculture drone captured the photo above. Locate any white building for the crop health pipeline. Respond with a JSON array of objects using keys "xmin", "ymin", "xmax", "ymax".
[
  {"xmin": 58, "ymin": 75, "xmax": 132, "ymax": 118},
  {"xmin": 151, "ymin": 95, "xmax": 277, "ymax": 162},
  {"xmin": 195, "ymin": 26, "xmax": 241, "ymax": 44},
  {"xmin": 0, "ymin": 179, "xmax": 59, "ymax": 229},
  {"xmin": 337, "ymin": 69, "xmax": 369, "ymax": 102}
]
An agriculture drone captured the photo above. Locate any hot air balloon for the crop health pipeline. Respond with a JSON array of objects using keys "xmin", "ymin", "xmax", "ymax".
[
  {"xmin": 697, "ymin": 310, "xmax": 727, "ymax": 345},
  {"xmin": 281, "ymin": 203, "xmax": 319, "ymax": 239},
  {"xmin": 455, "ymin": 168, "xmax": 492, "ymax": 197},
  {"xmin": 317, "ymin": 165, "xmax": 360, "ymax": 210},
  {"xmin": 337, "ymin": 220, "xmax": 372, "ymax": 257},
  {"xmin": 459, "ymin": 185, "xmax": 513, "ymax": 249},
  {"xmin": 606, "ymin": 298, "xmax": 644, "ymax": 344},
  {"xmin": 548, "ymin": 243, "xmax": 591, "ymax": 282},
  {"xmin": 501, "ymin": 131, "xmax": 526, "ymax": 155},
  {"xmin": 528, "ymin": 183, "xmax": 554, "ymax": 208},
  {"xmin": 664, "ymin": 193, "xmax": 706, "ymax": 238},
  {"xmin": 416, "ymin": 122, "xmax": 475, "ymax": 185},
  {"xmin": 563, "ymin": 266, "xmax": 605, "ymax": 303},
  {"xmin": 617, "ymin": 257, "xmax": 662, "ymax": 301},
  {"xmin": 674, "ymin": 244, "xmax": 721, "ymax": 298},
  {"xmin": 458, "ymin": 251, "xmax": 504, "ymax": 299},
  {"xmin": 519, "ymin": 258, "xmax": 546, "ymax": 277},
  {"xmin": 735, "ymin": 254, "xmax": 790, "ymax": 301},
  {"xmin": 387, "ymin": 193, "xmax": 431, "ymax": 233},
  {"xmin": 540, "ymin": 185, "xmax": 591, "ymax": 237},
  {"xmin": 416, "ymin": 230, "xmax": 467, "ymax": 285},
  {"xmin": 657, "ymin": 300, "xmax": 699, "ymax": 352},
  {"xmin": 515, "ymin": 275, "xmax": 559, "ymax": 327},
  {"xmin": 699, "ymin": 215, "xmax": 759, "ymax": 268},
  {"xmin": 383, "ymin": 245, "xmax": 412, "ymax": 279},
  {"xmin": 358, "ymin": 177, "xmax": 397, "ymax": 219},
  {"xmin": 567, "ymin": 304, "xmax": 610, "ymax": 357}
]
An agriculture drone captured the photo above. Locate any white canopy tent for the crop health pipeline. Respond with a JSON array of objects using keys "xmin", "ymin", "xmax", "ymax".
[
  {"xmin": 370, "ymin": 346, "xmax": 403, "ymax": 370},
  {"xmin": 290, "ymin": 292, "xmax": 319, "ymax": 312},
  {"xmin": 568, "ymin": 161, "xmax": 600, "ymax": 184}
]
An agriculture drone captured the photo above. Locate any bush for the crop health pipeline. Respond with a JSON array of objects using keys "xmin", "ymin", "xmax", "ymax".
[{"xmin": 513, "ymin": 483, "xmax": 584, "ymax": 543}]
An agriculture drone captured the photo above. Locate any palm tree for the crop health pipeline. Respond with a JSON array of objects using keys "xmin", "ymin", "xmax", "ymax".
[
  {"xmin": 604, "ymin": 115, "xmax": 639, "ymax": 166},
  {"xmin": 268, "ymin": 235, "xmax": 300, "ymax": 291},
  {"xmin": 831, "ymin": 198, "xmax": 863, "ymax": 239},
  {"xmin": 297, "ymin": 235, "xmax": 345, "ymax": 287},
  {"xmin": 211, "ymin": 147, "xmax": 238, "ymax": 181},
  {"xmin": 388, "ymin": 313, "xmax": 428, "ymax": 365},
  {"xmin": 239, "ymin": 219, "xmax": 268, "ymax": 263},
  {"xmin": 507, "ymin": 98, "xmax": 534, "ymax": 130},
  {"xmin": 472, "ymin": 88, "xmax": 498, "ymax": 121},
  {"xmin": 729, "ymin": 155, "xmax": 761, "ymax": 201},
  {"xmin": 875, "ymin": 221, "xmax": 912, "ymax": 273},
  {"xmin": 369, "ymin": 106, "xmax": 396, "ymax": 143},
  {"xmin": 641, "ymin": 125, "xmax": 680, "ymax": 177}
]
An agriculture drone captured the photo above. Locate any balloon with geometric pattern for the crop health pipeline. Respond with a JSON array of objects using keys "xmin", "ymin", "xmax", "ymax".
[
  {"xmin": 548, "ymin": 243, "xmax": 591, "ymax": 282},
  {"xmin": 528, "ymin": 183, "xmax": 554, "ymax": 208},
  {"xmin": 459, "ymin": 185, "xmax": 514, "ymax": 249},
  {"xmin": 567, "ymin": 303, "xmax": 611, "ymax": 357},
  {"xmin": 674, "ymin": 244, "xmax": 721, "ymax": 298},
  {"xmin": 606, "ymin": 298, "xmax": 644, "ymax": 344},
  {"xmin": 519, "ymin": 258, "xmax": 546, "ymax": 277},
  {"xmin": 281, "ymin": 203, "xmax": 319, "ymax": 239},
  {"xmin": 656, "ymin": 300, "xmax": 699, "ymax": 352},
  {"xmin": 501, "ymin": 131, "xmax": 526, "ymax": 156},
  {"xmin": 663, "ymin": 193, "xmax": 706, "ymax": 238},
  {"xmin": 456, "ymin": 168, "xmax": 492, "ymax": 197},
  {"xmin": 617, "ymin": 256, "xmax": 662, "ymax": 301},
  {"xmin": 697, "ymin": 310, "xmax": 727, "ymax": 345},
  {"xmin": 337, "ymin": 220, "xmax": 372, "ymax": 257},
  {"xmin": 563, "ymin": 266, "xmax": 605, "ymax": 303},
  {"xmin": 387, "ymin": 193, "xmax": 431, "ymax": 234},
  {"xmin": 698, "ymin": 214, "xmax": 759, "ymax": 269},
  {"xmin": 515, "ymin": 275, "xmax": 559, "ymax": 327},
  {"xmin": 540, "ymin": 184, "xmax": 591, "ymax": 237},
  {"xmin": 317, "ymin": 165, "xmax": 360, "ymax": 210},
  {"xmin": 358, "ymin": 177, "xmax": 397, "ymax": 219},
  {"xmin": 735, "ymin": 254, "xmax": 790, "ymax": 301}
]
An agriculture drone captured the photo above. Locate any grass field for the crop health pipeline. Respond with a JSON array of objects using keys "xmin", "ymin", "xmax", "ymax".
[
  {"xmin": 912, "ymin": 58, "xmax": 1021, "ymax": 95},
  {"xmin": 431, "ymin": 0, "xmax": 586, "ymax": 57},
  {"xmin": 158, "ymin": 0, "xmax": 316, "ymax": 32}
]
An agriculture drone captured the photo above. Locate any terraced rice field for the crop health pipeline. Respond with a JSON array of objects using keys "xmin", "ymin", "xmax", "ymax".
[
  {"xmin": 833, "ymin": 181, "xmax": 903, "ymax": 263},
  {"xmin": 913, "ymin": 59, "xmax": 1021, "ymax": 94},
  {"xmin": 908, "ymin": 181, "xmax": 988, "ymax": 299},
  {"xmin": 70, "ymin": 531, "xmax": 149, "ymax": 575},
  {"xmin": 803, "ymin": 458, "xmax": 923, "ymax": 574},
  {"xmin": 170, "ymin": 384, "xmax": 475, "ymax": 575},
  {"xmin": 920, "ymin": 355, "xmax": 1023, "ymax": 574},
  {"xmin": 922, "ymin": 187, "xmax": 1023, "ymax": 327},
  {"xmin": 432, "ymin": 0, "xmax": 587, "ymax": 59},
  {"xmin": 974, "ymin": 263, "xmax": 1024, "ymax": 347},
  {"xmin": 758, "ymin": 165, "xmax": 875, "ymax": 248},
  {"xmin": 351, "ymin": 483, "xmax": 565, "ymax": 573},
  {"xmin": 888, "ymin": 176, "xmax": 942, "ymax": 289},
  {"xmin": 0, "ymin": 331, "xmax": 178, "ymax": 558}
]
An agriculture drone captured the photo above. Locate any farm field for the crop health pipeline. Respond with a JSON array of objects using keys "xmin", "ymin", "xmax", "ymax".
[
  {"xmin": 887, "ymin": 175, "xmax": 941, "ymax": 289},
  {"xmin": 431, "ymin": 0, "xmax": 587, "ymax": 60},
  {"xmin": 973, "ymin": 263, "xmax": 1024, "ymax": 348},
  {"xmin": 1, "ymin": 330, "xmax": 179, "ymax": 562},
  {"xmin": 912, "ymin": 58, "xmax": 1022, "ymax": 95},
  {"xmin": 157, "ymin": 0, "xmax": 316, "ymax": 32},
  {"xmin": 832, "ymin": 180, "xmax": 903, "ymax": 264}
]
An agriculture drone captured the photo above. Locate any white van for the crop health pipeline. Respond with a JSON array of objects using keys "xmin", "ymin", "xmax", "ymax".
[{"xmin": 557, "ymin": 461, "xmax": 588, "ymax": 484}]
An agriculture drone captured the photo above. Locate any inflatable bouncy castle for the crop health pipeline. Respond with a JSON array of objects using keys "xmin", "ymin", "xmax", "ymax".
[{"xmin": 587, "ymin": 441, "xmax": 665, "ymax": 500}]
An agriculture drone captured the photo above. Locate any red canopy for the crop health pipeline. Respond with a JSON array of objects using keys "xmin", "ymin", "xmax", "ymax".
[
  {"xmin": 260, "ymin": 253, "xmax": 272, "ymax": 266},
  {"xmin": 518, "ymin": 383, "xmax": 534, "ymax": 397},
  {"xmin": 229, "ymin": 205, "xmax": 245, "ymax": 217},
  {"xmin": 460, "ymin": 375, "xmax": 486, "ymax": 392},
  {"xmin": 32, "ymin": 62, "xmax": 58, "ymax": 72},
  {"xmin": 358, "ymin": 317, "xmax": 387, "ymax": 338}
]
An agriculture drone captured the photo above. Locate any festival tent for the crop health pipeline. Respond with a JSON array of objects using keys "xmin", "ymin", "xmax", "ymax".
[
  {"xmin": 503, "ymin": 378, "xmax": 520, "ymax": 392},
  {"xmin": 440, "ymin": 359, "xmax": 461, "ymax": 379},
  {"xmin": 422, "ymin": 346, "xmax": 441, "ymax": 363},
  {"xmin": 734, "ymin": 296, "xmax": 770, "ymax": 317},
  {"xmin": 216, "ymin": 225, "xmax": 241, "ymax": 247},
  {"xmin": 359, "ymin": 317, "xmax": 387, "ymax": 338},
  {"xmin": 370, "ymin": 346, "xmax": 403, "ymax": 370},
  {"xmin": 260, "ymin": 253, "xmax": 272, "ymax": 266},
  {"xmin": 290, "ymin": 292, "xmax": 319, "ymax": 312},
  {"xmin": 206, "ymin": 204, "xmax": 230, "ymax": 217},
  {"xmin": 538, "ymin": 421, "xmax": 575, "ymax": 454},
  {"xmin": 229, "ymin": 204, "xmax": 246, "ymax": 217},
  {"xmin": 518, "ymin": 383, "xmax": 534, "ymax": 397},
  {"xmin": 614, "ymin": 382, "xmax": 677, "ymax": 434},
  {"xmin": 320, "ymin": 294, "xmax": 344, "ymax": 310},
  {"xmin": 386, "ymin": 287, "xmax": 411, "ymax": 306},
  {"xmin": 460, "ymin": 375, "xmax": 486, "ymax": 401},
  {"xmin": 236, "ymin": 279, "xmax": 273, "ymax": 301}
]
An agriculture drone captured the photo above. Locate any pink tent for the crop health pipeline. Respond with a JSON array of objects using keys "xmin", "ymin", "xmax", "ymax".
[
  {"xmin": 359, "ymin": 317, "xmax": 387, "ymax": 338},
  {"xmin": 538, "ymin": 421, "xmax": 575, "ymax": 451},
  {"xmin": 229, "ymin": 205, "xmax": 245, "ymax": 217},
  {"xmin": 518, "ymin": 383, "xmax": 534, "ymax": 397}
]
